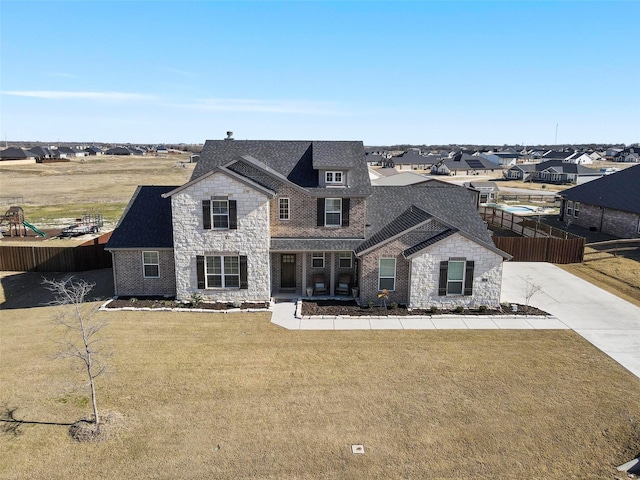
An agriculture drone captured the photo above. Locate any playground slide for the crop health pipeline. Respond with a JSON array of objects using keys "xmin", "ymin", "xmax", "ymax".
[{"xmin": 23, "ymin": 221, "xmax": 47, "ymax": 237}]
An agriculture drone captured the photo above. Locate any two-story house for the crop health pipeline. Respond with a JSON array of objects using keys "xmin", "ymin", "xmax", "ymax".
[{"xmin": 106, "ymin": 138, "xmax": 510, "ymax": 309}]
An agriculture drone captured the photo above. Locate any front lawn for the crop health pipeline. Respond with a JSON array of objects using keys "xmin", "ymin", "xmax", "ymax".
[{"xmin": 1, "ymin": 307, "xmax": 639, "ymax": 479}]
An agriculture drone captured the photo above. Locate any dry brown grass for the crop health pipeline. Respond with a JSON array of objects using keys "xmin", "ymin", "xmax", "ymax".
[
  {"xmin": 0, "ymin": 155, "xmax": 195, "ymax": 227},
  {"xmin": 560, "ymin": 248, "xmax": 640, "ymax": 308},
  {"xmin": 1, "ymin": 306, "xmax": 639, "ymax": 479}
]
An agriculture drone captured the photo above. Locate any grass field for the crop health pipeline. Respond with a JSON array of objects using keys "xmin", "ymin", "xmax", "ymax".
[
  {"xmin": 1, "ymin": 305, "xmax": 639, "ymax": 479},
  {"xmin": 0, "ymin": 155, "xmax": 195, "ymax": 227}
]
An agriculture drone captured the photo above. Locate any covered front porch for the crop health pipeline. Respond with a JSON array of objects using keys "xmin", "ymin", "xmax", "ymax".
[{"xmin": 269, "ymin": 250, "xmax": 359, "ymax": 298}]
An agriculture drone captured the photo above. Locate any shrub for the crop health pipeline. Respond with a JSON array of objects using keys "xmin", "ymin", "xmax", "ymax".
[
  {"xmin": 391, "ymin": 302, "xmax": 398, "ymax": 310},
  {"xmin": 454, "ymin": 306, "xmax": 464, "ymax": 313},
  {"xmin": 478, "ymin": 305, "xmax": 488, "ymax": 313},
  {"xmin": 190, "ymin": 292, "xmax": 203, "ymax": 307},
  {"xmin": 429, "ymin": 306, "xmax": 439, "ymax": 314}
]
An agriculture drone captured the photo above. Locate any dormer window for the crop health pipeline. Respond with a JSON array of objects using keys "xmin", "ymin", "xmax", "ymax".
[{"xmin": 325, "ymin": 171, "xmax": 343, "ymax": 184}]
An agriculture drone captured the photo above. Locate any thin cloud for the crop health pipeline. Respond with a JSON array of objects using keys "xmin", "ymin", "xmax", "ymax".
[
  {"xmin": 162, "ymin": 67, "xmax": 197, "ymax": 77},
  {"xmin": 46, "ymin": 72, "xmax": 77, "ymax": 79},
  {"xmin": 172, "ymin": 98, "xmax": 347, "ymax": 116},
  {"xmin": 2, "ymin": 90, "xmax": 155, "ymax": 101}
]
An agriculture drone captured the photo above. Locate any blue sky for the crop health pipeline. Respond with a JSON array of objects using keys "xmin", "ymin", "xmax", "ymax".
[{"xmin": 1, "ymin": 1, "xmax": 638, "ymax": 145}]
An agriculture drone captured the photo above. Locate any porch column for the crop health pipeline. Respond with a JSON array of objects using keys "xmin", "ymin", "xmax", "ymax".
[
  {"xmin": 301, "ymin": 252, "xmax": 307, "ymax": 295},
  {"xmin": 330, "ymin": 252, "xmax": 335, "ymax": 296}
]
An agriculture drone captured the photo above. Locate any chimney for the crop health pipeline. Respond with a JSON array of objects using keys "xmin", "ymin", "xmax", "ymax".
[{"xmin": 225, "ymin": 131, "xmax": 234, "ymax": 140}]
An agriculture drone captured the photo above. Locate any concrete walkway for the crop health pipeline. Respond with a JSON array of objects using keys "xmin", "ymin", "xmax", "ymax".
[{"xmin": 271, "ymin": 262, "xmax": 640, "ymax": 379}]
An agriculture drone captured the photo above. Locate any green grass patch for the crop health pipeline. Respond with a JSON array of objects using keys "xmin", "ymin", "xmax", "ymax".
[{"xmin": 23, "ymin": 203, "xmax": 128, "ymax": 225}]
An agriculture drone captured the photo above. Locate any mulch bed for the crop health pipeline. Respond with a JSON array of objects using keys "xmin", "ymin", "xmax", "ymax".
[
  {"xmin": 105, "ymin": 297, "xmax": 269, "ymax": 310},
  {"xmin": 301, "ymin": 300, "xmax": 549, "ymax": 317}
]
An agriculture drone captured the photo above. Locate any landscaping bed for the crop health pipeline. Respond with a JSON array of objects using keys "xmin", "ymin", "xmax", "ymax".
[
  {"xmin": 301, "ymin": 299, "xmax": 549, "ymax": 316},
  {"xmin": 105, "ymin": 297, "xmax": 269, "ymax": 310}
]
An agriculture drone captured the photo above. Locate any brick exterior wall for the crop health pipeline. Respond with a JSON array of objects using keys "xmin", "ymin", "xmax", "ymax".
[
  {"xmin": 269, "ymin": 186, "xmax": 367, "ymax": 238},
  {"xmin": 171, "ymin": 172, "xmax": 271, "ymax": 302},
  {"xmin": 112, "ymin": 249, "xmax": 176, "ymax": 297},
  {"xmin": 565, "ymin": 202, "xmax": 640, "ymax": 239},
  {"xmin": 358, "ymin": 230, "xmax": 503, "ymax": 308}
]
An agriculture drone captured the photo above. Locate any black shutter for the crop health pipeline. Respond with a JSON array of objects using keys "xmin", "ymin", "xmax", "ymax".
[
  {"xmin": 317, "ymin": 198, "xmax": 324, "ymax": 226},
  {"xmin": 438, "ymin": 261, "xmax": 448, "ymax": 296},
  {"xmin": 229, "ymin": 200, "xmax": 237, "ymax": 229},
  {"xmin": 341, "ymin": 198, "xmax": 350, "ymax": 227},
  {"xmin": 202, "ymin": 200, "xmax": 211, "ymax": 230},
  {"xmin": 240, "ymin": 256, "xmax": 248, "ymax": 289},
  {"xmin": 464, "ymin": 260, "xmax": 474, "ymax": 296},
  {"xmin": 196, "ymin": 255, "xmax": 205, "ymax": 289}
]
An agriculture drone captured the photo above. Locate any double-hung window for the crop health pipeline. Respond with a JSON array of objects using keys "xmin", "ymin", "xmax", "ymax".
[
  {"xmin": 278, "ymin": 197, "xmax": 290, "ymax": 220},
  {"xmin": 205, "ymin": 255, "xmax": 240, "ymax": 288},
  {"xmin": 212, "ymin": 199, "xmax": 229, "ymax": 229},
  {"xmin": 566, "ymin": 201, "xmax": 573, "ymax": 217},
  {"xmin": 311, "ymin": 252, "xmax": 324, "ymax": 268},
  {"xmin": 378, "ymin": 258, "xmax": 396, "ymax": 291},
  {"xmin": 142, "ymin": 251, "xmax": 159, "ymax": 278},
  {"xmin": 339, "ymin": 252, "xmax": 352, "ymax": 268},
  {"xmin": 573, "ymin": 202, "xmax": 580, "ymax": 217},
  {"xmin": 325, "ymin": 198, "xmax": 342, "ymax": 227},
  {"xmin": 325, "ymin": 171, "xmax": 343, "ymax": 184},
  {"xmin": 446, "ymin": 260, "xmax": 465, "ymax": 295}
]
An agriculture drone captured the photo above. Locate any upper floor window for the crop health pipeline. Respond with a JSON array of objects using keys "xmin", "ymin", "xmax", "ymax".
[
  {"xmin": 325, "ymin": 171, "xmax": 343, "ymax": 184},
  {"xmin": 279, "ymin": 197, "xmax": 290, "ymax": 220},
  {"xmin": 142, "ymin": 251, "xmax": 159, "ymax": 278},
  {"xmin": 202, "ymin": 198, "xmax": 237, "ymax": 230},
  {"xmin": 566, "ymin": 201, "xmax": 573, "ymax": 217},
  {"xmin": 325, "ymin": 198, "xmax": 342, "ymax": 227},
  {"xmin": 573, "ymin": 202, "xmax": 580, "ymax": 217}
]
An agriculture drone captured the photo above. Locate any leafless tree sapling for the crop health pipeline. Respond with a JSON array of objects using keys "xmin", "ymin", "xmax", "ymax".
[
  {"xmin": 42, "ymin": 277, "xmax": 110, "ymax": 433},
  {"xmin": 523, "ymin": 276, "xmax": 543, "ymax": 314}
]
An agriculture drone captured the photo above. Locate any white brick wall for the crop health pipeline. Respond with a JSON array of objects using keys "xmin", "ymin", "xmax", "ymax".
[
  {"xmin": 171, "ymin": 172, "xmax": 272, "ymax": 302},
  {"xmin": 409, "ymin": 234, "xmax": 504, "ymax": 308}
]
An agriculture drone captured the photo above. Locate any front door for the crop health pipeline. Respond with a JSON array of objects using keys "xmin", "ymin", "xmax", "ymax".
[{"xmin": 280, "ymin": 254, "xmax": 296, "ymax": 289}]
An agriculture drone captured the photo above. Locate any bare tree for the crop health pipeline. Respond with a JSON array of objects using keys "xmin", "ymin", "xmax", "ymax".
[
  {"xmin": 523, "ymin": 276, "xmax": 543, "ymax": 314},
  {"xmin": 43, "ymin": 277, "xmax": 110, "ymax": 434}
]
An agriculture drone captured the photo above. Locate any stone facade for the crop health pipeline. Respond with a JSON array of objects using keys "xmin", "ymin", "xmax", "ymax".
[
  {"xmin": 358, "ymin": 230, "xmax": 503, "ymax": 308},
  {"xmin": 171, "ymin": 172, "xmax": 271, "ymax": 302},
  {"xmin": 565, "ymin": 202, "xmax": 640, "ymax": 239},
  {"xmin": 111, "ymin": 249, "xmax": 176, "ymax": 297},
  {"xmin": 409, "ymin": 234, "xmax": 503, "ymax": 309}
]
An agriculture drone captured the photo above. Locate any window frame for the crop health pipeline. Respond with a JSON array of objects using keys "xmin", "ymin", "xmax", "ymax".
[
  {"xmin": 278, "ymin": 197, "xmax": 290, "ymax": 221},
  {"xmin": 142, "ymin": 251, "xmax": 160, "ymax": 278},
  {"xmin": 378, "ymin": 258, "xmax": 396, "ymax": 291},
  {"xmin": 311, "ymin": 252, "xmax": 325, "ymax": 269},
  {"xmin": 205, "ymin": 255, "xmax": 240, "ymax": 289},
  {"xmin": 325, "ymin": 171, "xmax": 343, "ymax": 184},
  {"xmin": 446, "ymin": 259, "xmax": 465, "ymax": 295},
  {"xmin": 338, "ymin": 251, "xmax": 352, "ymax": 268},
  {"xmin": 573, "ymin": 201, "xmax": 580, "ymax": 217},
  {"xmin": 212, "ymin": 199, "xmax": 229, "ymax": 229},
  {"xmin": 566, "ymin": 200, "xmax": 573, "ymax": 217},
  {"xmin": 325, "ymin": 198, "xmax": 342, "ymax": 227}
]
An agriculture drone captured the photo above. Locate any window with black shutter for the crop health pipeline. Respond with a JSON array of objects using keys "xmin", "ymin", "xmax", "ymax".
[{"xmin": 202, "ymin": 200, "xmax": 211, "ymax": 230}]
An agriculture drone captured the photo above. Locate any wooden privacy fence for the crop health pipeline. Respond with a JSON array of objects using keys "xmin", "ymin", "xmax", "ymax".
[
  {"xmin": 496, "ymin": 193, "xmax": 561, "ymax": 205},
  {"xmin": 0, "ymin": 244, "xmax": 112, "ymax": 272},
  {"xmin": 479, "ymin": 206, "xmax": 585, "ymax": 263}
]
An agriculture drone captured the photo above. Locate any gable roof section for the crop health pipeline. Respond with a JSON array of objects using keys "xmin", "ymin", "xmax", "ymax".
[
  {"xmin": 561, "ymin": 165, "xmax": 640, "ymax": 214},
  {"xmin": 194, "ymin": 140, "xmax": 372, "ymax": 196},
  {"xmin": 224, "ymin": 155, "xmax": 307, "ymax": 193},
  {"xmin": 105, "ymin": 185, "xmax": 176, "ymax": 249},
  {"xmin": 355, "ymin": 206, "xmax": 433, "ymax": 254},
  {"xmin": 363, "ymin": 182, "xmax": 495, "ymax": 248},
  {"xmin": 402, "ymin": 229, "xmax": 457, "ymax": 257}
]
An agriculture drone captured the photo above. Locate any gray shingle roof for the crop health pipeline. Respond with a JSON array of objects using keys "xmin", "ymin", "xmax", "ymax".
[
  {"xmin": 194, "ymin": 140, "xmax": 372, "ymax": 196},
  {"xmin": 355, "ymin": 206, "xmax": 433, "ymax": 254},
  {"xmin": 364, "ymin": 182, "xmax": 494, "ymax": 247},
  {"xmin": 403, "ymin": 229, "xmax": 456, "ymax": 257},
  {"xmin": 561, "ymin": 165, "xmax": 640, "ymax": 214},
  {"xmin": 105, "ymin": 186, "xmax": 176, "ymax": 249}
]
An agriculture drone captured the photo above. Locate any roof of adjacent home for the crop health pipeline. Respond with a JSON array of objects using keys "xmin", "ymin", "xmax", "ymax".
[
  {"xmin": 561, "ymin": 165, "xmax": 640, "ymax": 214},
  {"xmin": 0, "ymin": 147, "xmax": 37, "ymax": 159},
  {"xmin": 105, "ymin": 185, "xmax": 177, "ymax": 249},
  {"xmin": 194, "ymin": 140, "xmax": 372, "ymax": 196}
]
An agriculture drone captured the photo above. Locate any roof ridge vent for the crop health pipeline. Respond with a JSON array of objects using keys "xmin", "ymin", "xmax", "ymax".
[{"xmin": 225, "ymin": 131, "xmax": 234, "ymax": 140}]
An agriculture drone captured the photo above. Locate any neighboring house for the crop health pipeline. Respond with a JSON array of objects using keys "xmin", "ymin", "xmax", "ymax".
[
  {"xmin": 56, "ymin": 146, "xmax": 78, "ymax": 157},
  {"xmin": 156, "ymin": 145, "xmax": 169, "ymax": 155},
  {"xmin": 431, "ymin": 154, "xmax": 500, "ymax": 176},
  {"xmin": 85, "ymin": 146, "xmax": 103, "ymax": 155},
  {"xmin": 560, "ymin": 165, "xmax": 640, "ymax": 238},
  {"xmin": 504, "ymin": 160, "xmax": 603, "ymax": 184},
  {"xmin": 464, "ymin": 181, "xmax": 498, "ymax": 205},
  {"xmin": 105, "ymin": 147, "xmax": 133, "ymax": 155},
  {"xmin": 389, "ymin": 151, "xmax": 439, "ymax": 171},
  {"xmin": 28, "ymin": 146, "xmax": 59, "ymax": 160},
  {"xmin": 106, "ymin": 138, "xmax": 510, "ymax": 309},
  {"xmin": 0, "ymin": 147, "xmax": 38, "ymax": 164},
  {"xmin": 479, "ymin": 151, "xmax": 522, "ymax": 166},
  {"xmin": 567, "ymin": 153, "xmax": 594, "ymax": 165}
]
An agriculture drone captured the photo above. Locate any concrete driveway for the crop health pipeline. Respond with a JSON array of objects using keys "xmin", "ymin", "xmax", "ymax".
[{"xmin": 501, "ymin": 262, "xmax": 640, "ymax": 379}]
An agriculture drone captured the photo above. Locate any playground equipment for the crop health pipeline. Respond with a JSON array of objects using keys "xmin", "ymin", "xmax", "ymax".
[{"xmin": 0, "ymin": 206, "xmax": 47, "ymax": 237}]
